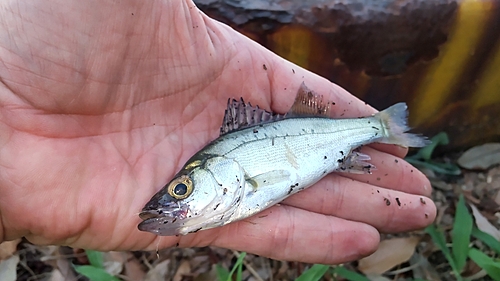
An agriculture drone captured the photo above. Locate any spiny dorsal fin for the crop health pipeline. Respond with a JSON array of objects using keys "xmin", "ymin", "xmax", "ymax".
[
  {"xmin": 288, "ymin": 82, "xmax": 331, "ymax": 117},
  {"xmin": 220, "ymin": 98, "xmax": 285, "ymax": 136}
]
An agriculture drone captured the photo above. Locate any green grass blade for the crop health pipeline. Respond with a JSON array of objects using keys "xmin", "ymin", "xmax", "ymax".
[
  {"xmin": 426, "ymin": 225, "xmax": 462, "ymax": 280},
  {"xmin": 85, "ymin": 250, "xmax": 104, "ymax": 268},
  {"xmin": 216, "ymin": 264, "xmax": 230, "ymax": 281},
  {"xmin": 295, "ymin": 264, "xmax": 330, "ymax": 281},
  {"xmin": 225, "ymin": 252, "xmax": 246, "ymax": 281},
  {"xmin": 452, "ymin": 194, "xmax": 473, "ymax": 271},
  {"xmin": 405, "ymin": 158, "xmax": 461, "ymax": 175},
  {"xmin": 333, "ymin": 266, "xmax": 370, "ymax": 281},
  {"xmin": 417, "ymin": 132, "xmax": 449, "ymax": 161},
  {"xmin": 469, "ymin": 248, "xmax": 500, "ymax": 281},
  {"xmin": 472, "ymin": 227, "xmax": 500, "ymax": 255},
  {"xmin": 74, "ymin": 265, "xmax": 121, "ymax": 281},
  {"xmin": 236, "ymin": 256, "xmax": 243, "ymax": 281}
]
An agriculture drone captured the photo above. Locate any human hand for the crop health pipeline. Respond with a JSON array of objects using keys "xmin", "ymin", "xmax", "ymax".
[{"xmin": 0, "ymin": 0, "xmax": 436, "ymax": 264}]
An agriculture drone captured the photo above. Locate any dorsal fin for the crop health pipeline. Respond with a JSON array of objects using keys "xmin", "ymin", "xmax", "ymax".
[
  {"xmin": 219, "ymin": 98, "xmax": 285, "ymax": 136},
  {"xmin": 219, "ymin": 83, "xmax": 332, "ymax": 136},
  {"xmin": 288, "ymin": 82, "xmax": 331, "ymax": 117}
]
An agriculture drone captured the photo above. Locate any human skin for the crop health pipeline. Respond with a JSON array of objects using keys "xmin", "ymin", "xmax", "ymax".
[{"xmin": 0, "ymin": 0, "xmax": 436, "ymax": 264}]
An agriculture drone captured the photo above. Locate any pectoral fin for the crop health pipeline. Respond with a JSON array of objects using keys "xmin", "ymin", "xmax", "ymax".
[{"xmin": 246, "ymin": 170, "xmax": 291, "ymax": 191}]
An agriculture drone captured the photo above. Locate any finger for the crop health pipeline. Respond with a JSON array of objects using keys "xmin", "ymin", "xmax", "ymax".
[
  {"xmin": 283, "ymin": 173, "xmax": 436, "ymax": 233},
  {"xmin": 178, "ymin": 205, "xmax": 380, "ymax": 264},
  {"xmin": 369, "ymin": 143, "xmax": 408, "ymax": 159},
  {"xmin": 343, "ymin": 146, "xmax": 432, "ymax": 196}
]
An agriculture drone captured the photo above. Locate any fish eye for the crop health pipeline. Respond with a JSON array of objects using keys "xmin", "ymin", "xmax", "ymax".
[{"xmin": 167, "ymin": 175, "xmax": 193, "ymax": 200}]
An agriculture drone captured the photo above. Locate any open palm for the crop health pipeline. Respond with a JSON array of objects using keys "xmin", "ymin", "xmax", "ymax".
[{"xmin": 0, "ymin": 0, "xmax": 436, "ymax": 264}]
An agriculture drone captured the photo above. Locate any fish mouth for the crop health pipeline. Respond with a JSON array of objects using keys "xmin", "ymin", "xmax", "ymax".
[{"xmin": 138, "ymin": 203, "xmax": 190, "ymax": 235}]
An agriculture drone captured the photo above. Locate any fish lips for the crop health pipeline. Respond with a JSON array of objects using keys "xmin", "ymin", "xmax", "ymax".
[{"xmin": 138, "ymin": 204, "xmax": 189, "ymax": 236}]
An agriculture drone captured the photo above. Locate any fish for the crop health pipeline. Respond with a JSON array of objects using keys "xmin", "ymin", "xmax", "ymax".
[{"xmin": 138, "ymin": 83, "xmax": 428, "ymax": 236}]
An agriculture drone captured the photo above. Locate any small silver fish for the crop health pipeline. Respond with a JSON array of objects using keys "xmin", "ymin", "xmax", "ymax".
[{"xmin": 138, "ymin": 83, "xmax": 428, "ymax": 235}]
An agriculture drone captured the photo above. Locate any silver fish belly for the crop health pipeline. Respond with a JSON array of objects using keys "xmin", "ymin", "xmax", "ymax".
[{"xmin": 138, "ymin": 83, "xmax": 428, "ymax": 235}]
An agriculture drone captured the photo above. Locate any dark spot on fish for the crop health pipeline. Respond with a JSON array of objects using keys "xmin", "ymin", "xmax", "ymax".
[
  {"xmin": 340, "ymin": 167, "xmax": 346, "ymax": 171},
  {"xmin": 385, "ymin": 173, "xmax": 388, "ymax": 176},
  {"xmin": 367, "ymin": 121, "xmax": 371, "ymax": 124},
  {"xmin": 337, "ymin": 158, "xmax": 343, "ymax": 163},
  {"xmin": 253, "ymin": 129, "xmax": 258, "ymax": 133},
  {"xmin": 395, "ymin": 159, "xmax": 399, "ymax": 163},
  {"xmin": 272, "ymin": 126, "xmax": 278, "ymax": 130},
  {"xmin": 323, "ymin": 170, "xmax": 327, "ymax": 174},
  {"xmin": 223, "ymin": 188, "xmax": 228, "ymax": 195},
  {"xmin": 263, "ymin": 64, "xmax": 267, "ymax": 70},
  {"xmin": 311, "ymin": 129, "xmax": 315, "ymax": 133},
  {"xmin": 284, "ymin": 88, "xmax": 287, "ymax": 90},
  {"xmin": 272, "ymin": 138, "xmax": 275, "ymax": 146},
  {"xmin": 377, "ymin": 190, "xmax": 380, "ymax": 193},
  {"xmin": 364, "ymin": 165, "xmax": 371, "ymax": 169},
  {"xmin": 340, "ymin": 151, "xmax": 344, "ymax": 155},
  {"xmin": 425, "ymin": 213, "xmax": 429, "ymax": 218},
  {"xmin": 288, "ymin": 186, "xmax": 294, "ymax": 195},
  {"xmin": 236, "ymin": 196, "xmax": 241, "ymax": 203},
  {"xmin": 376, "ymin": 177, "xmax": 381, "ymax": 181},
  {"xmin": 411, "ymin": 169, "xmax": 414, "ymax": 173},
  {"xmin": 214, "ymin": 203, "xmax": 220, "ymax": 210},
  {"xmin": 259, "ymin": 124, "xmax": 263, "ymax": 127},
  {"xmin": 172, "ymin": 218, "xmax": 177, "ymax": 223},
  {"xmin": 163, "ymin": 221, "xmax": 168, "ymax": 224},
  {"xmin": 372, "ymin": 126, "xmax": 379, "ymax": 130},
  {"xmin": 218, "ymin": 183, "xmax": 222, "ymax": 186},
  {"xmin": 384, "ymin": 198, "xmax": 391, "ymax": 206},
  {"xmin": 332, "ymin": 102, "xmax": 336, "ymax": 105},
  {"xmin": 292, "ymin": 69, "xmax": 295, "ymax": 73},
  {"xmin": 158, "ymin": 210, "xmax": 163, "ymax": 215},
  {"xmin": 324, "ymin": 156, "xmax": 327, "ymax": 160},
  {"xmin": 420, "ymin": 198, "xmax": 426, "ymax": 204},
  {"xmin": 190, "ymin": 227, "xmax": 203, "ymax": 233},
  {"xmin": 176, "ymin": 243, "xmax": 179, "ymax": 247},
  {"xmin": 396, "ymin": 198, "xmax": 401, "ymax": 206}
]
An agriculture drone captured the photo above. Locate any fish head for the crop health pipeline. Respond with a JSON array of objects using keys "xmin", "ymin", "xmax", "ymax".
[{"xmin": 138, "ymin": 156, "xmax": 245, "ymax": 235}]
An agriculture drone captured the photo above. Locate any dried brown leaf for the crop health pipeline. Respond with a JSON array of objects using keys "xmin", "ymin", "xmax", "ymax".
[
  {"xmin": 358, "ymin": 237, "xmax": 421, "ymax": 275},
  {"xmin": 145, "ymin": 259, "xmax": 170, "ymax": 281},
  {"xmin": 124, "ymin": 253, "xmax": 146, "ymax": 281},
  {"xmin": 0, "ymin": 239, "xmax": 21, "ymax": 260},
  {"xmin": 101, "ymin": 251, "xmax": 127, "ymax": 276},
  {"xmin": 409, "ymin": 252, "xmax": 441, "ymax": 281},
  {"xmin": 458, "ymin": 143, "xmax": 500, "ymax": 170},
  {"xmin": 469, "ymin": 203, "xmax": 500, "ymax": 240},
  {"xmin": 55, "ymin": 257, "xmax": 77, "ymax": 281},
  {"xmin": 0, "ymin": 254, "xmax": 19, "ymax": 281},
  {"xmin": 173, "ymin": 259, "xmax": 191, "ymax": 281}
]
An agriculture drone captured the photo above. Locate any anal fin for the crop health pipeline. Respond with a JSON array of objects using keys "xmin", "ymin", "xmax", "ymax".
[{"xmin": 336, "ymin": 151, "xmax": 375, "ymax": 174}]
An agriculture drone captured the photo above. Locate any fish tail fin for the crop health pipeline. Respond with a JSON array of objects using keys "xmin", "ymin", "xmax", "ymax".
[{"xmin": 375, "ymin": 103, "xmax": 430, "ymax": 147}]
